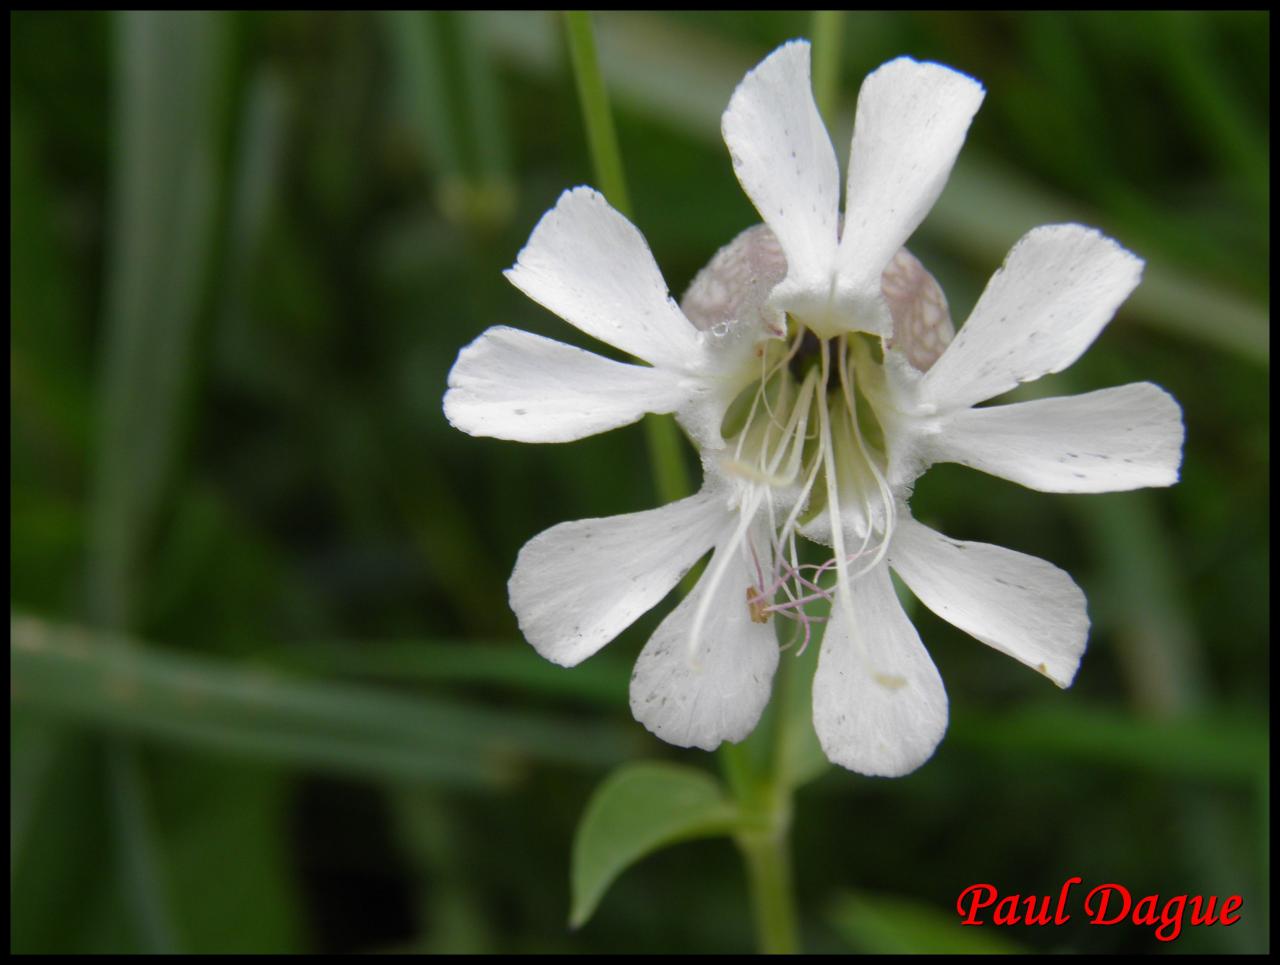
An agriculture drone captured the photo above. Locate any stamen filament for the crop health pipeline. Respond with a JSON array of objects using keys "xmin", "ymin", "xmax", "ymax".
[
  {"xmin": 837, "ymin": 336, "xmax": 897, "ymax": 579},
  {"xmin": 816, "ymin": 339, "xmax": 861, "ymax": 642},
  {"xmin": 720, "ymin": 328, "xmax": 899, "ymax": 659}
]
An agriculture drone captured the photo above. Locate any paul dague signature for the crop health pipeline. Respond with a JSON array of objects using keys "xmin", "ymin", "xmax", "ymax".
[{"xmin": 956, "ymin": 878, "xmax": 1243, "ymax": 943}]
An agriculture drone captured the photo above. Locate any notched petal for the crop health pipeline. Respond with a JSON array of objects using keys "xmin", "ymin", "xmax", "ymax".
[{"xmin": 504, "ymin": 187, "xmax": 701, "ymax": 370}]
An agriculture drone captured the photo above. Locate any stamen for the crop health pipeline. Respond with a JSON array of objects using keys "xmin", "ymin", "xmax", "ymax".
[
  {"xmin": 836, "ymin": 337, "xmax": 897, "ymax": 579},
  {"xmin": 733, "ymin": 328, "xmax": 806, "ymax": 467},
  {"xmin": 720, "ymin": 358, "xmax": 817, "ymax": 488},
  {"xmin": 769, "ymin": 376, "xmax": 825, "ymax": 561},
  {"xmin": 764, "ymin": 588, "xmax": 830, "ymax": 611},
  {"xmin": 746, "ymin": 532, "xmax": 766, "ymax": 593},
  {"xmin": 759, "ymin": 327, "xmax": 808, "ymax": 431},
  {"xmin": 817, "ymin": 338, "xmax": 861, "ymax": 640},
  {"xmin": 719, "ymin": 325, "xmax": 901, "ymax": 663},
  {"xmin": 745, "ymin": 585, "xmax": 771, "ymax": 623}
]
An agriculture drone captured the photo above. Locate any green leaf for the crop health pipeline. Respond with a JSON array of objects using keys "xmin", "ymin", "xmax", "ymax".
[
  {"xmin": 570, "ymin": 762, "xmax": 741, "ymax": 929},
  {"xmin": 828, "ymin": 890, "xmax": 1027, "ymax": 955}
]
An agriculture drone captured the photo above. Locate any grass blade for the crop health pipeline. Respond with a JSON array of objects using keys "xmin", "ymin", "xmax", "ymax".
[
  {"xmin": 951, "ymin": 701, "xmax": 1265, "ymax": 785},
  {"xmin": 562, "ymin": 11, "xmax": 631, "ymax": 217},
  {"xmin": 11, "ymin": 615, "xmax": 643, "ymax": 785},
  {"xmin": 86, "ymin": 12, "xmax": 231, "ymax": 950},
  {"xmin": 90, "ymin": 10, "xmax": 226, "ymax": 626},
  {"xmin": 215, "ymin": 67, "xmax": 290, "ymax": 378},
  {"xmin": 381, "ymin": 11, "xmax": 463, "ymax": 180},
  {"xmin": 106, "ymin": 743, "xmax": 178, "ymax": 951},
  {"xmin": 9, "ymin": 718, "xmax": 64, "ymax": 886},
  {"xmin": 274, "ymin": 638, "xmax": 631, "ymax": 709}
]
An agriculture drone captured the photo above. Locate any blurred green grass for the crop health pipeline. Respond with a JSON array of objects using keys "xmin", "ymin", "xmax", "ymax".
[{"xmin": 10, "ymin": 10, "xmax": 1269, "ymax": 954}]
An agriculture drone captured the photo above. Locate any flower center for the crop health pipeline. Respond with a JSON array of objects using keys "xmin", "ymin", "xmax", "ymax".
[
  {"xmin": 680, "ymin": 226, "xmax": 952, "ymax": 659},
  {"xmin": 707, "ymin": 320, "xmax": 898, "ymax": 650}
]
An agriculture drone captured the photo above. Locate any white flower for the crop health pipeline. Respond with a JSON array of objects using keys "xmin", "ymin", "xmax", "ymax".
[{"xmin": 443, "ymin": 40, "xmax": 1185, "ymax": 778}]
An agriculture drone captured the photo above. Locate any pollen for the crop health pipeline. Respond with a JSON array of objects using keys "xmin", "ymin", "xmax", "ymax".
[{"xmin": 746, "ymin": 586, "xmax": 771, "ymax": 623}]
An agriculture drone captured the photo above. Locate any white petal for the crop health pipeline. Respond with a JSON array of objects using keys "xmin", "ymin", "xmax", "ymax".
[
  {"xmin": 836, "ymin": 59, "xmax": 983, "ymax": 328},
  {"xmin": 930, "ymin": 382, "xmax": 1184, "ymax": 493},
  {"xmin": 812, "ymin": 563, "xmax": 948, "ymax": 777},
  {"xmin": 629, "ymin": 525, "xmax": 779, "ymax": 751},
  {"xmin": 510, "ymin": 491, "xmax": 726, "ymax": 668},
  {"xmin": 721, "ymin": 41, "xmax": 840, "ymax": 321},
  {"xmin": 889, "ymin": 516, "xmax": 1088, "ymax": 687},
  {"xmin": 443, "ymin": 326, "xmax": 690, "ymax": 443},
  {"xmin": 921, "ymin": 225, "xmax": 1144, "ymax": 410},
  {"xmin": 504, "ymin": 187, "xmax": 701, "ymax": 370}
]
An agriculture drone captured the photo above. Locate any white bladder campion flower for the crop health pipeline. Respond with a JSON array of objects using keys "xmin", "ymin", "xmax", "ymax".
[{"xmin": 443, "ymin": 41, "xmax": 1184, "ymax": 777}]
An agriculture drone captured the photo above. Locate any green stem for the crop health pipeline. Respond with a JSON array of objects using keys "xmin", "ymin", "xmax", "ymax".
[
  {"xmin": 810, "ymin": 10, "xmax": 846, "ymax": 124},
  {"xmin": 562, "ymin": 11, "xmax": 631, "ymax": 217},
  {"xmin": 642, "ymin": 415, "xmax": 693, "ymax": 506},
  {"xmin": 721, "ymin": 633, "xmax": 802, "ymax": 952},
  {"xmin": 737, "ymin": 818, "xmax": 799, "ymax": 954},
  {"xmin": 562, "ymin": 11, "xmax": 691, "ymax": 505}
]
